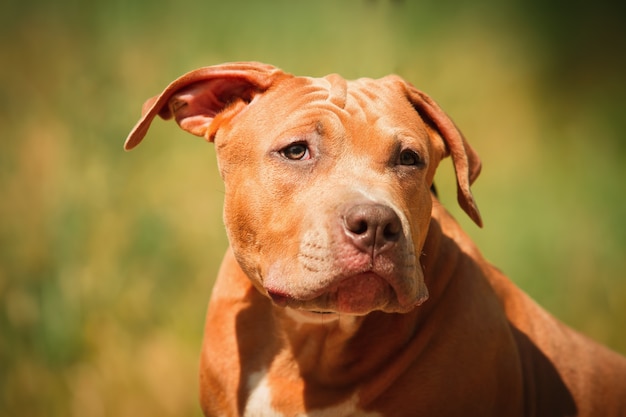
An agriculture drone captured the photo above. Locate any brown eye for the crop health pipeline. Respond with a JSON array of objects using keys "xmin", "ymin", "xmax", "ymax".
[
  {"xmin": 281, "ymin": 143, "xmax": 310, "ymax": 160},
  {"xmin": 398, "ymin": 149, "xmax": 422, "ymax": 166}
]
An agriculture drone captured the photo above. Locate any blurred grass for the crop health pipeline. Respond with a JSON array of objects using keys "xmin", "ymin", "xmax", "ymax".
[{"xmin": 1, "ymin": 0, "xmax": 625, "ymax": 416}]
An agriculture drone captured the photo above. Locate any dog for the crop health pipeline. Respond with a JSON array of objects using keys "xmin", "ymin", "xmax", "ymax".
[{"xmin": 125, "ymin": 62, "xmax": 626, "ymax": 417}]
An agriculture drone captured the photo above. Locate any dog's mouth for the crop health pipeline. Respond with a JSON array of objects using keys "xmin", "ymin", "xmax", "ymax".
[{"xmin": 266, "ymin": 272, "xmax": 393, "ymax": 315}]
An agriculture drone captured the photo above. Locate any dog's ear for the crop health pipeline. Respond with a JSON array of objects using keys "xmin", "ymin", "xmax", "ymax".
[
  {"xmin": 124, "ymin": 62, "xmax": 288, "ymax": 150},
  {"xmin": 403, "ymin": 82, "xmax": 483, "ymax": 227}
]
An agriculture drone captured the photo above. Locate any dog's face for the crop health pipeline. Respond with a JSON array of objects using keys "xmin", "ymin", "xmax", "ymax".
[
  {"xmin": 215, "ymin": 75, "xmax": 444, "ymax": 315},
  {"xmin": 124, "ymin": 62, "xmax": 482, "ymax": 316}
]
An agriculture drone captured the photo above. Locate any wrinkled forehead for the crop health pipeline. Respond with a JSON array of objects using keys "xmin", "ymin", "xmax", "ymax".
[
  {"xmin": 301, "ymin": 74, "xmax": 417, "ymax": 115},
  {"xmin": 260, "ymin": 74, "xmax": 430, "ymax": 137}
]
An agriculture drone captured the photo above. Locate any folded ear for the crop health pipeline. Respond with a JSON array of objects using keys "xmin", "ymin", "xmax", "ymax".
[
  {"xmin": 404, "ymin": 82, "xmax": 483, "ymax": 227},
  {"xmin": 124, "ymin": 61, "xmax": 288, "ymax": 150}
]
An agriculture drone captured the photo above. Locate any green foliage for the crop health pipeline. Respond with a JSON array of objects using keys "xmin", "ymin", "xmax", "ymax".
[{"xmin": 1, "ymin": 0, "xmax": 625, "ymax": 416}]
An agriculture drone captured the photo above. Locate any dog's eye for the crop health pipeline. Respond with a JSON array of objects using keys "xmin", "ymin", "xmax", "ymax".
[
  {"xmin": 280, "ymin": 143, "xmax": 310, "ymax": 161},
  {"xmin": 398, "ymin": 149, "xmax": 422, "ymax": 166}
]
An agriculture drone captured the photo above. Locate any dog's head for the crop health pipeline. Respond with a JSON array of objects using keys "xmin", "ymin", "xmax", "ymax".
[{"xmin": 126, "ymin": 62, "xmax": 482, "ymax": 316}]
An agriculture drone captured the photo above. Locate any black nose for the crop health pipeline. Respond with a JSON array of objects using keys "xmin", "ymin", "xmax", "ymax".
[{"xmin": 343, "ymin": 203, "xmax": 402, "ymax": 253}]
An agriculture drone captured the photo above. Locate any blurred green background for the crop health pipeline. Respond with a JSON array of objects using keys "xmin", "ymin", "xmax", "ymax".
[{"xmin": 1, "ymin": 0, "xmax": 625, "ymax": 415}]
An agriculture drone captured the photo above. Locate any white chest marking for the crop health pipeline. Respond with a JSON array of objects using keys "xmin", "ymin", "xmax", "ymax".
[{"xmin": 243, "ymin": 370, "xmax": 382, "ymax": 417}]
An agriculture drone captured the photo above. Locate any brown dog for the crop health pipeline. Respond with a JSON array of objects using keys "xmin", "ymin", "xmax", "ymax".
[{"xmin": 125, "ymin": 62, "xmax": 626, "ymax": 417}]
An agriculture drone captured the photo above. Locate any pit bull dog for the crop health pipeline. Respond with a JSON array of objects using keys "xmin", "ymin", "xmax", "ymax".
[{"xmin": 125, "ymin": 62, "xmax": 626, "ymax": 417}]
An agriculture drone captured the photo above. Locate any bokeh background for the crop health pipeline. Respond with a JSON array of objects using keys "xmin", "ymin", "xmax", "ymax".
[{"xmin": 1, "ymin": 0, "xmax": 625, "ymax": 415}]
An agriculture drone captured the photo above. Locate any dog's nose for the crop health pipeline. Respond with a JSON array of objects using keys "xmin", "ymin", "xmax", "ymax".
[{"xmin": 343, "ymin": 203, "xmax": 402, "ymax": 253}]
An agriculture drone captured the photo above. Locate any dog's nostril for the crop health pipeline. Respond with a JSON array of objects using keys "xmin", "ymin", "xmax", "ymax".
[
  {"xmin": 383, "ymin": 221, "xmax": 401, "ymax": 241},
  {"xmin": 345, "ymin": 211, "xmax": 370, "ymax": 236},
  {"xmin": 352, "ymin": 220, "xmax": 368, "ymax": 235}
]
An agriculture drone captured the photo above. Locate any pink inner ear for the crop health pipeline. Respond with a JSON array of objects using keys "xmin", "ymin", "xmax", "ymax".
[
  {"xmin": 166, "ymin": 78, "xmax": 261, "ymax": 138},
  {"xmin": 125, "ymin": 62, "xmax": 285, "ymax": 151}
]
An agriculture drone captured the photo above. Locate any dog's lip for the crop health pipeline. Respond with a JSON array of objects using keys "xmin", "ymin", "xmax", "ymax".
[
  {"xmin": 266, "ymin": 271, "xmax": 382, "ymax": 300},
  {"xmin": 266, "ymin": 289, "xmax": 294, "ymax": 307},
  {"xmin": 265, "ymin": 271, "xmax": 391, "ymax": 314},
  {"xmin": 282, "ymin": 308, "xmax": 342, "ymax": 324}
]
